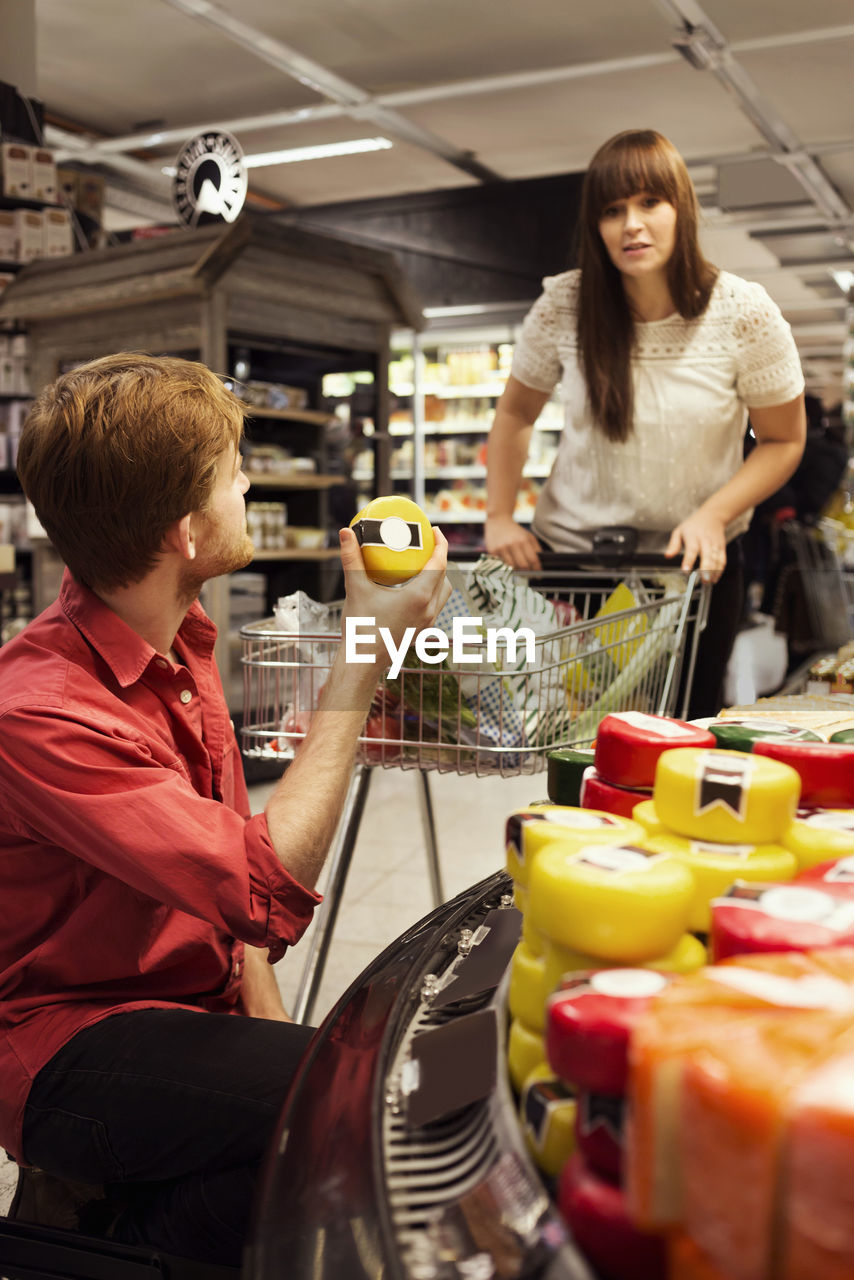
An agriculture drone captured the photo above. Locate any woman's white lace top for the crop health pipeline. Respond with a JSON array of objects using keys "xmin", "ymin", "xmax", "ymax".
[{"xmin": 510, "ymin": 269, "xmax": 804, "ymax": 552}]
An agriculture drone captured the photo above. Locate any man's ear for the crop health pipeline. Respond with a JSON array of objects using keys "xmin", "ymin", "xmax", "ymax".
[{"xmin": 162, "ymin": 513, "xmax": 196, "ymax": 560}]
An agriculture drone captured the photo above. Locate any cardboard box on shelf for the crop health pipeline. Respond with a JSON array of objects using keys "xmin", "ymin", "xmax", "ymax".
[
  {"xmin": 13, "ymin": 209, "xmax": 43, "ymax": 263},
  {"xmin": 0, "ymin": 211, "xmax": 16, "ymax": 262},
  {"xmin": 43, "ymin": 206, "xmax": 73, "ymax": 257},
  {"xmin": 75, "ymin": 173, "xmax": 105, "ymax": 223},
  {"xmin": 56, "ymin": 166, "xmax": 78, "ymax": 208},
  {"xmin": 0, "ymin": 142, "xmax": 31, "ymax": 199},
  {"xmin": 31, "ymin": 148, "xmax": 57, "ymax": 204}
]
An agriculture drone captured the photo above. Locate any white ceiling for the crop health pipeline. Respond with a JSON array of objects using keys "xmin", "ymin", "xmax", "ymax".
[{"xmin": 27, "ymin": 0, "xmax": 854, "ymax": 399}]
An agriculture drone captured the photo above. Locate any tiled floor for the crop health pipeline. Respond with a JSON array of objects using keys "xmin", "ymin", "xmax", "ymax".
[{"xmin": 0, "ymin": 763, "xmax": 538, "ymax": 1216}]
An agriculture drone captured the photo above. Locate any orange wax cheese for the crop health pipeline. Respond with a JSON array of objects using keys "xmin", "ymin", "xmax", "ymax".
[
  {"xmin": 349, "ymin": 494, "xmax": 434, "ymax": 585},
  {"xmin": 654, "ymin": 747, "xmax": 800, "ymax": 844},
  {"xmin": 505, "ymin": 805, "xmax": 642, "ymax": 886},
  {"xmin": 528, "ymin": 839, "xmax": 694, "ymax": 963},
  {"xmin": 594, "ymin": 711, "xmax": 716, "ymax": 789}
]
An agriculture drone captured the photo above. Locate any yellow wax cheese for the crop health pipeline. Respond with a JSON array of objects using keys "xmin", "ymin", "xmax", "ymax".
[
  {"xmin": 508, "ymin": 941, "xmax": 549, "ymax": 1033},
  {"xmin": 528, "ymin": 839, "xmax": 695, "ymax": 963},
  {"xmin": 784, "ymin": 809, "xmax": 854, "ymax": 869},
  {"xmin": 633, "ymin": 798, "xmax": 668, "ymax": 836},
  {"xmin": 507, "ymin": 1017, "xmax": 546, "ymax": 1093},
  {"xmin": 644, "ymin": 832, "xmax": 798, "ymax": 932},
  {"xmin": 520, "ymin": 1063, "xmax": 578, "ymax": 1178},
  {"xmin": 350, "ymin": 494, "xmax": 435, "ymax": 586},
  {"xmin": 653, "ymin": 748, "xmax": 800, "ymax": 844},
  {"xmin": 505, "ymin": 805, "xmax": 643, "ymax": 886}
]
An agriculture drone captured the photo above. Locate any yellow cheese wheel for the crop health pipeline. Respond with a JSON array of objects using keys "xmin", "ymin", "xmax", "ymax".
[
  {"xmin": 520, "ymin": 1063, "xmax": 578, "ymax": 1178},
  {"xmin": 507, "ymin": 1017, "xmax": 546, "ymax": 1093},
  {"xmin": 633, "ymin": 798, "xmax": 668, "ymax": 836},
  {"xmin": 542, "ymin": 932, "xmax": 707, "ymax": 998},
  {"xmin": 645, "ymin": 832, "xmax": 798, "ymax": 931},
  {"xmin": 349, "ymin": 495, "xmax": 435, "ymax": 586},
  {"xmin": 528, "ymin": 839, "xmax": 695, "ymax": 963},
  {"xmin": 505, "ymin": 805, "xmax": 643, "ymax": 886},
  {"xmin": 653, "ymin": 748, "xmax": 800, "ymax": 844},
  {"xmin": 783, "ymin": 809, "xmax": 854, "ymax": 870},
  {"xmin": 508, "ymin": 941, "xmax": 549, "ymax": 1032}
]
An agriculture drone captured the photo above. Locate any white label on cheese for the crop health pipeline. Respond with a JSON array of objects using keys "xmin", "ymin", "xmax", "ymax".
[
  {"xmin": 572, "ymin": 844, "xmax": 662, "ymax": 874},
  {"xmin": 708, "ymin": 967, "xmax": 854, "ymax": 1010},
  {"xmin": 546, "ymin": 809, "xmax": 623, "ymax": 830},
  {"xmin": 690, "ymin": 840, "xmax": 755, "ymax": 859},
  {"xmin": 591, "ymin": 969, "xmax": 668, "ymax": 999},
  {"xmin": 612, "ymin": 712, "xmax": 693, "ymax": 737},
  {"xmin": 759, "ymin": 885, "xmax": 845, "ymax": 924},
  {"xmin": 802, "ymin": 811, "xmax": 854, "ymax": 832}
]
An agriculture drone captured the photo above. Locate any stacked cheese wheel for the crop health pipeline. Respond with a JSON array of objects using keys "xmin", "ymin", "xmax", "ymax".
[
  {"xmin": 505, "ymin": 805, "xmax": 649, "ymax": 1092},
  {"xmin": 633, "ymin": 746, "xmax": 801, "ymax": 932},
  {"xmin": 626, "ymin": 947, "xmax": 854, "ymax": 1280},
  {"xmin": 578, "ymin": 712, "xmax": 716, "ymax": 821},
  {"xmin": 548, "ymin": 969, "xmax": 672, "ymax": 1280}
]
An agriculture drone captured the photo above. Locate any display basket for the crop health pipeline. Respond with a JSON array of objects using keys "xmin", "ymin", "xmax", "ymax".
[{"xmin": 240, "ymin": 554, "xmax": 710, "ymax": 779}]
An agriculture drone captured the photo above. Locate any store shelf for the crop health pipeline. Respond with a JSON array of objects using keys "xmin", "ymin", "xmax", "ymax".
[
  {"xmin": 352, "ymin": 464, "xmax": 551, "ymax": 482},
  {"xmin": 243, "ymin": 405, "xmax": 335, "ymax": 425},
  {"xmin": 246, "ymin": 472, "xmax": 346, "ymax": 489},
  {"xmin": 388, "ymin": 421, "xmax": 558, "ymax": 437},
  {"xmin": 391, "ymin": 381, "xmax": 507, "ymax": 399}
]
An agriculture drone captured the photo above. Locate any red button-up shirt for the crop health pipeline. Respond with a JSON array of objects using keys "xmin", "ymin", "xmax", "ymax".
[{"xmin": 0, "ymin": 571, "xmax": 320, "ymax": 1162}]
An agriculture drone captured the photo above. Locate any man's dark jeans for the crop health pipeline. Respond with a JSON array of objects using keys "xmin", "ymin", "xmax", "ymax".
[{"xmin": 21, "ymin": 1008, "xmax": 315, "ymax": 1266}]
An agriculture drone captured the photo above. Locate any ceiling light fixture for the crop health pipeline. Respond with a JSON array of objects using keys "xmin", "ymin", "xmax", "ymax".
[{"xmin": 242, "ymin": 136, "xmax": 392, "ymax": 168}]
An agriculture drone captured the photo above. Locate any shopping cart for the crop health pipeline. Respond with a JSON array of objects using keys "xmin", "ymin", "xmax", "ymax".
[
  {"xmin": 780, "ymin": 518, "xmax": 854, "ymax": 654},
  {"xmin": 241, "ymin": 551, "xmax": 710, "ymax": 1021}
]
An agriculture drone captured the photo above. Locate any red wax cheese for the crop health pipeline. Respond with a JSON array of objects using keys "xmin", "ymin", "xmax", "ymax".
[
  {"xmin": 711, "ymin": 881, "xmax": 854, "ymax": 962},
  {"xmin": 594, "ymin": 712, "xmax": 716, "ymax": 789},
  {"xmin": 753, "ymin": 737, "xmax": 854, "ymax": 808},
  {"xmin": 547, "ymin": 968, "xmax": 670, "ymax": 1096},
  {"xmin": 558, "ymin": 1154, "xmax": 668, "ymax": 1280},
  {"xmin": 580, "ymin": 768, "xmax": 653, "ymax": 820},
  {"xmin": 575, "ymin": 1089, "xmax": 625, "ymax": 1183},
  {"xmin": 798, "ymin": 853, "xmax": 854, "ymax": 889}
]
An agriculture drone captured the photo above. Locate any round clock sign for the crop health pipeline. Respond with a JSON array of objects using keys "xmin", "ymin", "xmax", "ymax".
[{"xmin": 172, "ymin": 130, "xmax": 247, "ymax": 227}]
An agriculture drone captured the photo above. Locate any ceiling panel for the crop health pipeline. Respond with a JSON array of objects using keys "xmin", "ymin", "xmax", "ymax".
[{"xmin": 736, "ymin": 39, "xmax": 854, "ymax": 145}]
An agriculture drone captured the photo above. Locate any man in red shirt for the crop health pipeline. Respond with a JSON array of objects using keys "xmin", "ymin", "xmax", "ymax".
[{"xmin": 0, "ymin": 352, "xmax": 449, "ymax": 1266}]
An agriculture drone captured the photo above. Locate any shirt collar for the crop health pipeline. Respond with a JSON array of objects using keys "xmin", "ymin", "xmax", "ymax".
[{"xmin": 59, "ymin": 569, "xmax": 217, "ymax": 688}]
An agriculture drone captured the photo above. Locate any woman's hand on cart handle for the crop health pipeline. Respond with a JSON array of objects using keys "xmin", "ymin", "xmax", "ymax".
[
  {"xmin": 665, "ymin": 509, "xmax": 728, "ymax": 583},
  {"xmin": 484, "ymin": 514, "xmax": 542, "ymax": 571},
  {"xmin": 338, "ymin": 525, "xmax": 452, "ymax": 670}
]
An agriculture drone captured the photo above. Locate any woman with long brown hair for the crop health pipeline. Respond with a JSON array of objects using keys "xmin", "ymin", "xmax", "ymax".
[{"xmin": 485, "ymin": 128, "xmax": 806, "ymax": 717}]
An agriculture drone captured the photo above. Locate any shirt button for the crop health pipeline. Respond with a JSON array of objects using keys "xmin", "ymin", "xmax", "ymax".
[
  {"xmin": 179, "ymin": 689, "xmax": 193, "ymax": 704},
  {"xmin": 156, "ymin": 658, "xmax": 169, "ymax": 669}
]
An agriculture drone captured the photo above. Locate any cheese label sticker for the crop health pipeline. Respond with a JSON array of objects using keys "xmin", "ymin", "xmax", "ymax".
[
  {"xmin": 823, "ymin": 856, "xmax": 854, "ymax": 882},
  {"xmin": 695, "ymin": 752, "xmax": 754, "ymax": 819},
  {"xmin": 572, "ymin": 843, "xmax": 662, "ymax": 874},
  {"xmin": 690, "ymin": 840, "xmax": 755, "ymax": 860},
  {"xmin": 523, "ymin": 1077, "xmax": 575, "ymax": 1147},
  {"xmin": 611, "ymin": 712, "xmax": 694, "ymax": 737},
  {"xmin": 353, "ymin": 516, "xmax": 423, "ymax": 551},
  {"xmin": 802, "ymin": 811, "xmax": 854, "ymax": 832},
  {"xmin": 708, "ymin": 967, "xmax": 854, "ymax": 1011},
  {"xmin": 590, "ymin": 969, "xmax": 669, "ymax": 999},
  {"xmin": 578, "ymin": 1090, "xmax": 625, "ymax": 1143}
]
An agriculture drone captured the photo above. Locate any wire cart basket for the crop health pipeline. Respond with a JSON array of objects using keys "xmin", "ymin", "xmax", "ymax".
[
  {"xmin": 241, "ymin": 553, "xmax": 709, "ymax": 1021},
  {"xmin": 782, "ymin": 518, "xmax": 854, "ymax": 653}
]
